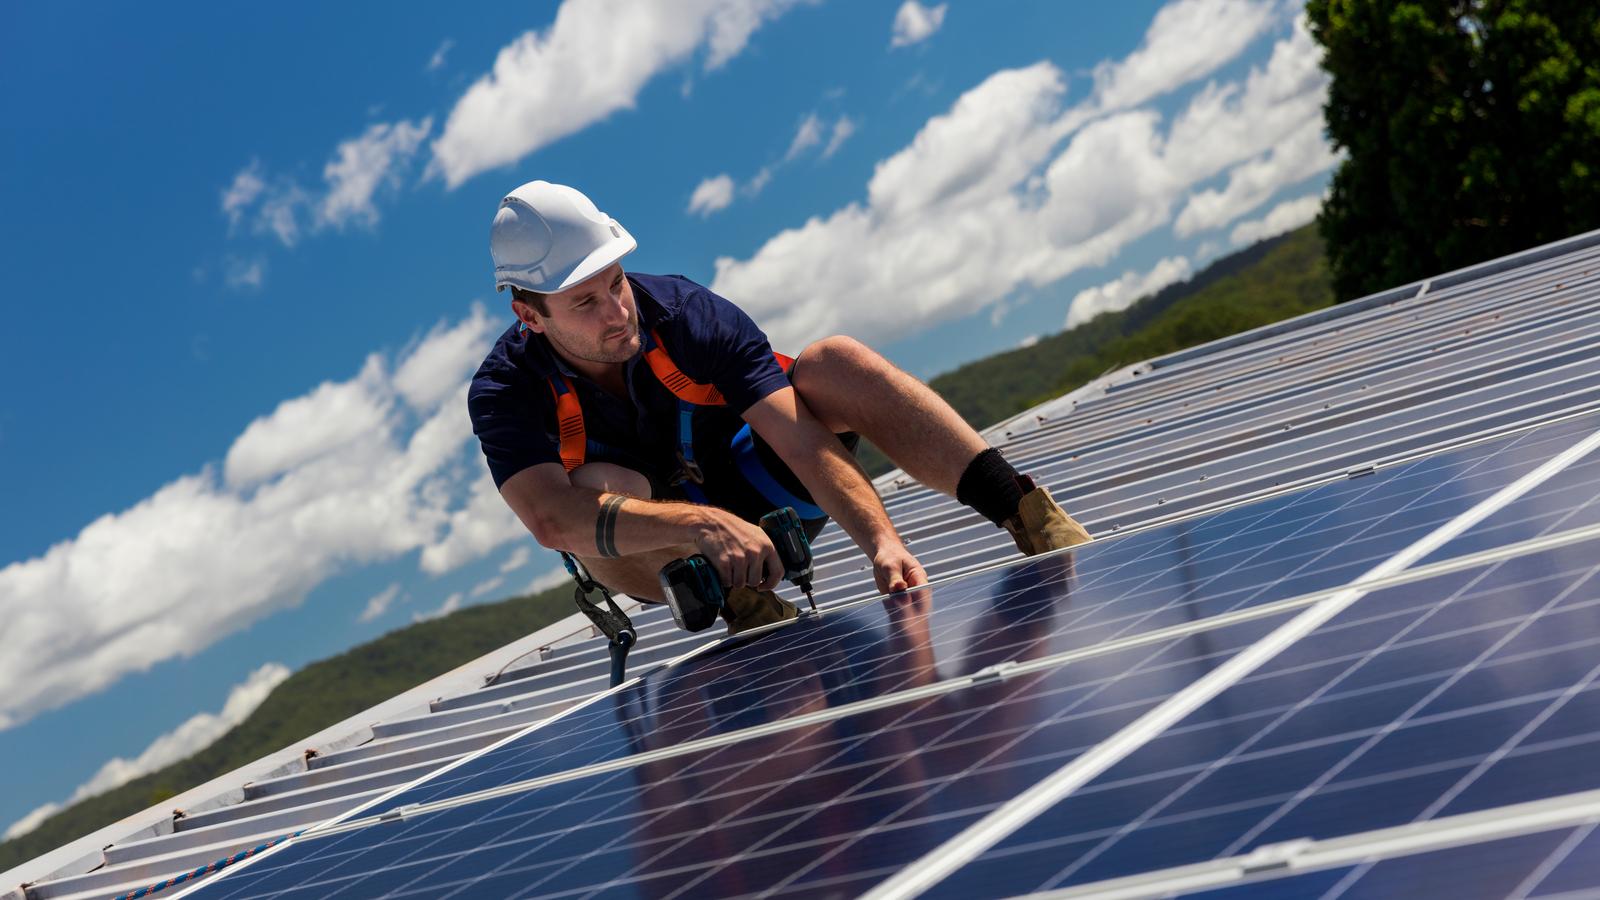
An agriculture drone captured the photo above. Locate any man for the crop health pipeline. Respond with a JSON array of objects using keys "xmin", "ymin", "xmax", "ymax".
[{"xmin": 468, "ymin": 181, "xmax": 1090, "ymax": 634}]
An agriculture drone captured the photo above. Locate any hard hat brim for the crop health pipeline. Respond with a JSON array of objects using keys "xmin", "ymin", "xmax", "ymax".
[{"xmin": 495, "ymin": 230, "xmax": 637, "ymax": 294}]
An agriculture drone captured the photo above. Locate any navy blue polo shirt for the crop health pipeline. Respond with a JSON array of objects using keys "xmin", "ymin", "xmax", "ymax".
[{"xmin": 468, "ymin": 273, "xmax": 792, "ymax": 491}]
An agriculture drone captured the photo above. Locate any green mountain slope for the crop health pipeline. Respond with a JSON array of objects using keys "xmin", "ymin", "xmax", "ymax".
[{"xmin": 2, "ymin": 224, "xmax": 1332, "ymax": 873}]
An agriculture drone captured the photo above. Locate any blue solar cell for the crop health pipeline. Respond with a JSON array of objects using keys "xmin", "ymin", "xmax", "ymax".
[
  {"xmin": 929, "ymin": 537, "xmax": 1600, "ymax": 896},
  {"xmin": 179, "ymin": 611, "xmax": 1299, "ymax": 900}
]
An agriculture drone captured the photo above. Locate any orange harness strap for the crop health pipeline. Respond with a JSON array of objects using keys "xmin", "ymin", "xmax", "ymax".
[
  {"xmin": 550, "ymin": 375, "xmax": 587, "ymax": 473},
  {"xmin": 549, "ymin": 329, "xmax": 795, "ymax": 473}
]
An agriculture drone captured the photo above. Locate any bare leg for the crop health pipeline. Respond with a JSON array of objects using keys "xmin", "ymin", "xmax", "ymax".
[
  {"xmin": 566, "ymin": 462, "xmax": 692, "ymax": 603},
  {"xmin": 791, "ymin": 335, "xmax": 989, "ymax": 496}
]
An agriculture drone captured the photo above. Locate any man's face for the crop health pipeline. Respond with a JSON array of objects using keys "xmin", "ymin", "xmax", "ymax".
[{"xmin": 515, "ymin": 263, "xmax": 642, "ymax": 365}]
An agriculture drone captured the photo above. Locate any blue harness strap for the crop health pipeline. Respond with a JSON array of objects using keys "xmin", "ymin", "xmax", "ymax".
[{"xmin": 730, "ymin": 424, "xmax": 825, "ymax": 520}]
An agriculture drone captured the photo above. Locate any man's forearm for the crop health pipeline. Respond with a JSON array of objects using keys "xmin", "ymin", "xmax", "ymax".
[
  {"xmin": 786, "ymin": 437, "xmax": 903, "ymax": 555},
  {"xmin": 540, "ymin": 489, "xmax": 709, "ymax": 558}
]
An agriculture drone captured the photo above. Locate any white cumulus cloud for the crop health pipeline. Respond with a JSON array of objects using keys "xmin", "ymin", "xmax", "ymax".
[
  {"xmin": 1090, "ymin": 0, "xmax": 1278, "ymax": 112},
  {"xmin": 1174, "ymin": 113, "xmax": 1336, "ymax": 237},
  {"xmin": 415, "ymin": 592, "xmax": 463, "ymax": 622},
  {"xmin": 221, "ymin": 118, "xmax": 431, "ymax": 246},
  {"xmin": 786, "ymin": 112, "xmax": 825, "ymax": 160},
  {"xmin": 499, "ymin": 545, "xmax": 533, "ymax": 574},
  {"xmin": 0, "ymin": 308, "xmax": 505, "ymax": 731},
  {"xmin": 419, "ymin": 470, "xmax": 527, "ymax": 576},
  {"xmin": 358, "ymin": 583, "xmax": 403, "ymax": 623},
  {"xmin": 221, "ymin": 163, "xmax": 265, "ymax": 231},
  {"xmin": 1066, "ymin": 256, "xmax": 1193, "ymax": 328},
  {"xmin": 823, "ymin": 115, "xmax": 856, "ymax": 158},
  {"xmin": 709, "ymin": 3, "xmax": 1326, "ymax": 352},
  {"xmin": 223, "ymin": 255, "xmax": 266, "ymax": 290},
  {"xmin": 4, "ymin": 664, "xmax": 290, "ymax": 840},
  {"xmin": 318, "ymin": 118, "xmax": 433, "ymax": 230},
  {"xmin": 528, "ymin": 564, "xmax": 573, "ymax": 595},
  {"xmin": 427, "ymin": 38, "xmax": 454, "ymax": 72},
  {"xmin": 688, "ymin": 174, "xmax": 737, "ymax": 217},
  {"xmin": 890, "ymin": 1, "xmax": 948, "ymax": 48},
  {"xmin": 429, "ymin": 0, "xmax": 815, "ymax": 189},
  {"xmin": 469, "ymin": 574, "xmax": 506, "ymax": 599},
  {"xmin": 1230, "ymin": 191, "xmax": 1324, "ymax": 246}
]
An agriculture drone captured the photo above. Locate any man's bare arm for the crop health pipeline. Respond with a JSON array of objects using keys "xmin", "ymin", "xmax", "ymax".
[
  {"xmin": 499, "ymin": 463, "xmax": 781, "ymax": 588},
  {"xmin": 742, "ymin": 387, "xmax": 926, "ymax": 593}
]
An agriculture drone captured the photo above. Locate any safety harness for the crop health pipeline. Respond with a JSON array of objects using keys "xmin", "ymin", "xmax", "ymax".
[
  {"xmin": 551, "ymin": 328, "xmax": 806, "ymax": 680},
  {"xmin": 546, "ymin": 328, "xmax": 795, "ymax": 493}
]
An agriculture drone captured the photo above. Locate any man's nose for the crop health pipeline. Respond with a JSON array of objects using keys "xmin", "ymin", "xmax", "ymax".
[{"xmin": 604, "ymin": 293, "xmax": 630, "ymax": 326}]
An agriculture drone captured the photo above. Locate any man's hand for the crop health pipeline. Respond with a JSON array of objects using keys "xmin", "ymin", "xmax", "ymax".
[
  {"xmin": 872, "ymin": 541, "xmax": 928, "ymax": 594},
  {"xmin": 694, "ymin": 507, "xmax": 782, "ymax": 591}
]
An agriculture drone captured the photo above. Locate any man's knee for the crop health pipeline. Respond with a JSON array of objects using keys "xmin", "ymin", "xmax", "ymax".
[
  {"xmin": 568, "ymin": 461, "xmax": 653, "ymax": 497},
  {"xmin": 794, "ymin": 335, "xmax": 878, "ymax": 382}
]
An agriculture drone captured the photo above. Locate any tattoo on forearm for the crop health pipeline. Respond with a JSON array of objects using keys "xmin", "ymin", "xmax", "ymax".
[{"xmin": 595, "ymin": 495, "xmax": 626, "ymax": 558}]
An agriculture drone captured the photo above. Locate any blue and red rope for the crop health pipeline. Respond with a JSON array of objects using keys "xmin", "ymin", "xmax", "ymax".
[{"xmin": 112, "ymin": 828, "xmax": 305, "ymax": 900}]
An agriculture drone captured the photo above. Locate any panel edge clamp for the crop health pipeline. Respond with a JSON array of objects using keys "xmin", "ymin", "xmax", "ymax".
[
  {"xmin": 1237, "ymin": 837, "xmax": 1313, "ymax": 874},
  {"xmin": 1345, "ymin": 463, "xmax": 1377, "ymax": 479},
  {"xmin": 379, "ymin": 803, "xmax": 420, "ymax": 824},
  {"xmin": 971, "ymin": 661, "xmax": 1019, "ymax": 685}
]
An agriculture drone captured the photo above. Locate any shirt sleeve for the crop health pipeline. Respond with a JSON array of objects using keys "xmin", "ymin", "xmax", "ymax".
[
  {"xmin": 672, "ymin": 283, "xmax": 792, "ymax": 414},
  {"xmin": 468, "ymin": 368, "xmax": 561, "ymax": 490}
]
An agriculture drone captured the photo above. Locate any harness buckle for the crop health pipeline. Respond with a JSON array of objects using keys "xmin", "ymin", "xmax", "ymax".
[{"xmin": 672, "ymin": 451, "xmax": 706, "ymax": 485}]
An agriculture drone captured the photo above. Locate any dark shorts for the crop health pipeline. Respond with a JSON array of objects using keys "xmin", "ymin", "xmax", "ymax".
[{"xmin": 660, "ymin": 427, "xmax": 860, "ymax": 543}]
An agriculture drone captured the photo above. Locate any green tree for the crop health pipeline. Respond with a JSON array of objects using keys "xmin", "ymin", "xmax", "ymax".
[{"xmin": 1307, "ymin": 0, "xmax": 1600, "ymax": 300}]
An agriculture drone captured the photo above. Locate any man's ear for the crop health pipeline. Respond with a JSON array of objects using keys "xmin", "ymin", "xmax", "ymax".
[{"xmin": 511, "ymin": 299, "xmax": 546, "ymax": 334}]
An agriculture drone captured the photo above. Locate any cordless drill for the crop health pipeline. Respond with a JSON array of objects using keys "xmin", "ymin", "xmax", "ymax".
[
  {"xmin": 759, "ymin": 507, "xmax": 817, "ymax": 612},
  {"xmin": 659, "ymin": 507, "xmax": 817, "ymax": 632}
]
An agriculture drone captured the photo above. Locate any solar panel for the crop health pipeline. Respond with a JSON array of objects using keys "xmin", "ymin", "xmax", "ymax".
[
  {"xmin": 310, "ymin": 415, "xmax": 1600, "ymax": 819},
  {"xmin": 171, "ymin": 418, "xmax": 1600, "ymax": 899},
  {"xmin": 21, "ymin": 231, "xmax": 1590, "ymax": 900}
]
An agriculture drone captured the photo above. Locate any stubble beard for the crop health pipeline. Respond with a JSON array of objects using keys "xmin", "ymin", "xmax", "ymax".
[{"xmin": 546, "ymin": 316, "xmax": 641, "ymax": 365}]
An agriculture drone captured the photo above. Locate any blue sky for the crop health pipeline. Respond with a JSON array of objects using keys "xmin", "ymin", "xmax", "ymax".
[{"xmin": 0, "ymin": 0, "xmax": 1335, "ymax": 839}]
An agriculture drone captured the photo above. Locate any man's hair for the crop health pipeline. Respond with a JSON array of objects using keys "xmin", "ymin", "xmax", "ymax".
[{"xmin": 509, "ymin": 285, "xmax": 549, "ymax": 316}]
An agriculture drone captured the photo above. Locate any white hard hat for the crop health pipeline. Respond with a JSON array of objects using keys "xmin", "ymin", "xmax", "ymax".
[{"xmin": 491, "ymin": 181, "xmax": 636, "ymax": 294}]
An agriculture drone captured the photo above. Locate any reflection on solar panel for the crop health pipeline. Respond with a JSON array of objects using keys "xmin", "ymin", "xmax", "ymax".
[{"xmin": 17, "ymin": 229, "xmax": 1599, "ymax": 900}]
